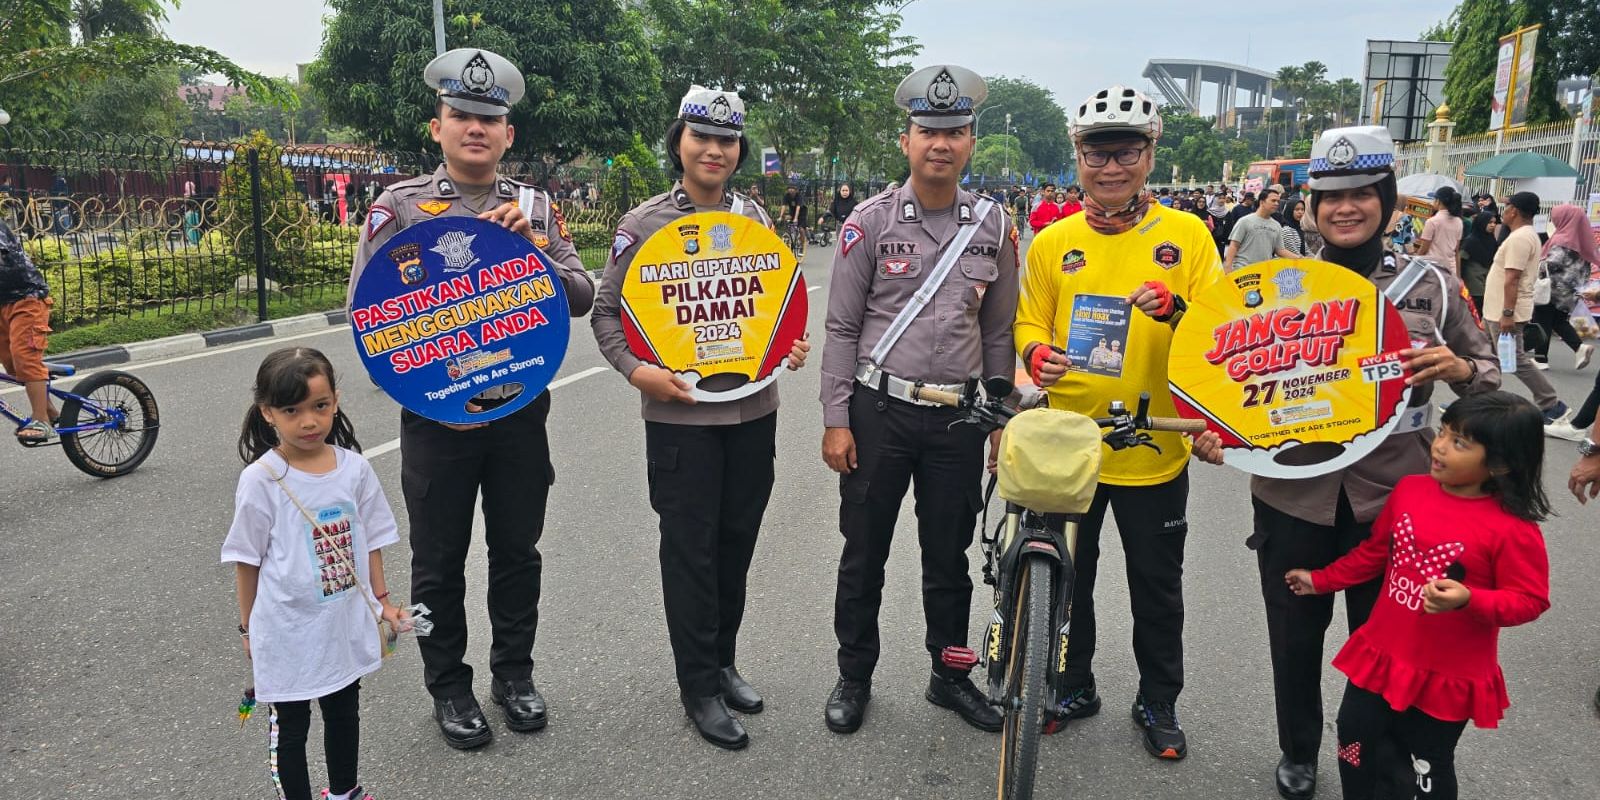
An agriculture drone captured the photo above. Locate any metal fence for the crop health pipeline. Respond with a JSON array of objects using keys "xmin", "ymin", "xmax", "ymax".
[
  {"xmin": 1394, "ymin": 118, "xmax": 1599, "ymax": 211},
  {"xmin": 0, "ymin": 127, "xmax": 902, "ymax": 331}
]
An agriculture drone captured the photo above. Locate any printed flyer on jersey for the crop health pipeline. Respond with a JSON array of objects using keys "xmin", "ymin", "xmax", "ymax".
[
  {"xmin": 620, "ymin": 211, "xmax": 807, "ymax": 402},
  {"xmin": 348, "ymin": 217, "xmax": 571, "ymax": 425},
  {"xmin": 1167, "ymin": 258, "xmax": 1413, "ymax": 478}
]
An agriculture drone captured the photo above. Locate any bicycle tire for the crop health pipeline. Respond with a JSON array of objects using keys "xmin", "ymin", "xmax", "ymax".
[
  {"xmin": 997, "ymin": 555, "xmax": 1052, "ymax": 800},
  {"xmin": 59, "ymin": 370, "xmax": 160, "ymax": 478},
  {"xmin": 792, "ymin": 229, "xmax": 807, "ymax": 262}
]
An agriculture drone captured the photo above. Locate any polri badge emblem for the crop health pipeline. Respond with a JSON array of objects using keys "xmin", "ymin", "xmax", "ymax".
[
  {"xmin": 389, "ymin": 242, "xmax": 425, "ymax": 285},
  {"xmin": 430, "ymin": 230, "xmax": 480, "ymax": 273}
]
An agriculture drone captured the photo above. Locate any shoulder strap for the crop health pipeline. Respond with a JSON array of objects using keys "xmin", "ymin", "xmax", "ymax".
[
  {"xmin": 731, "ymin": 194, "xmax": 744, "ymax": 216},
  {"xmin": 868, "ymin": 199, "xmax": 995, "ymax": 365}
]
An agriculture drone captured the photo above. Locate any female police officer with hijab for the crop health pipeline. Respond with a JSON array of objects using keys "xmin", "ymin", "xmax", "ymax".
[
  {"xmin": 590, "ymin": 87, "xmax": 811, "ymax": 751},
  {"xmin": 1247, "ymin": 126, "xmax": 1499, "ymax": 800}
]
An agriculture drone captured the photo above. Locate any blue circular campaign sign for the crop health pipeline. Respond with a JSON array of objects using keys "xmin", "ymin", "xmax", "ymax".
[{"xmin": 349, "ymin": 216, "xmax": 570, "ymax": 425}]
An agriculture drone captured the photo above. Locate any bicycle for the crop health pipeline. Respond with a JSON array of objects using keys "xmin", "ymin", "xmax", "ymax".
[
  {"xmin": 910, "ymin": 377, "xmax": 1204, "ymax": 800},
  {"xmin": 2, "ymin": 361, "xmax": 160, "ymax": 477},
  {"xmin": 781, "ymin": 220, "xmax": 808, "ymax": 263}
]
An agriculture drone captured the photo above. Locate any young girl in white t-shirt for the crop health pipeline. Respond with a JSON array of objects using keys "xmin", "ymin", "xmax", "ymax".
[{"xmin": 222, "ymin": 347, "xmax": 407, "ymax": 800}]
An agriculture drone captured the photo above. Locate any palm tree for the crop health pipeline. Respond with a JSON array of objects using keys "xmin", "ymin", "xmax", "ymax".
[{"xmin": 1274, "ymin": 65, "xmax": 1305, "ymax": 142}]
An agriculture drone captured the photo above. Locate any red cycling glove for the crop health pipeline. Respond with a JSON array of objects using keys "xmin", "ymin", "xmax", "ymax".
[
  {"xmin": 1141, "ymin": 280, "xmax": 1188, "ymax": 322},
  {"xmin": 1027, "ymin": 344, "xmax": 1055, "ymax": 386}
]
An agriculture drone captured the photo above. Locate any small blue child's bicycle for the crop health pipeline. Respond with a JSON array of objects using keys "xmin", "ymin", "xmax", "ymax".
[{"xmin": 1, "ymin": 362, "xmax": 159, "ymax": 477}]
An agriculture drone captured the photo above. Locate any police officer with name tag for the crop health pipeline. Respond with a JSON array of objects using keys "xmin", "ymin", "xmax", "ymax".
[
  {"xmin": 346, "ymin": 48, "xmax": 595, "ymax": 750},
  {"xmin": 1247, "ymin": 126, "xmax": 1498, "ymax": 800},
  {"xmin": 819, "ymin": 64, "xmax": 1018, "ymax": 735},
  {"xmin": 591, "ymin": 86, "xmax": 810, "ymax": 750}
]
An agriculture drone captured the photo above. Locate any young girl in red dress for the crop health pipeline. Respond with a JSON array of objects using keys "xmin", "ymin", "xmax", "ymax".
[{"xmin": 1285, "ymin": 391, "xmax": 1551, "ymax": 800}]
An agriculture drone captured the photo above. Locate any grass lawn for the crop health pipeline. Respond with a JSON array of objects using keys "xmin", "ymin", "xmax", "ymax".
[{"xmin": 47, "ymin": 293, "xmax": 346, "ymax": 356}]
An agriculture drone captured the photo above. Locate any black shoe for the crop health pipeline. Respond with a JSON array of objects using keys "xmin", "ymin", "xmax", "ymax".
[
  {"xmin": 824, "ymin": 677, "xmax": 871, "ymax": 734},
  {"xmin": 1043, "ymin": 684, "xmax": 1102, "ymax": 734},
  {"xmin": 1131, "ymin": 692, "xmax": 1187, "ymax": 759},
  {"xmin": 432, "ymin": 694, "xmax": 493, "ymax": 750},
  {"xmin": 1275, "ymin": 756, "xmax": 1317, "ymax": 800},
  {"xmin": 490, "ymin": 678, "xmax": 547, "ymax": 732},
  {"xmin": 683, "ymin": 694, "xmax": 749, "ymax": 750},
  {"xmin": 926, "ymin": 673, "xmax": 1002, "ymax": 732},
  {"xmin": 719, "ymin": 666, "xmax": 763, "ymax": 714}
]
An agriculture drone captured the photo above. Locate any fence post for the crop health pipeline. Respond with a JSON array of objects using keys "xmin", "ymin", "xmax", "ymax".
[
  {"xmin": 247, "ymin": 147, "xmax": 268, "ymax": 322},
  {"xmin": 620, "ymin": 170, "xmax": 632, "ymax": 214}
]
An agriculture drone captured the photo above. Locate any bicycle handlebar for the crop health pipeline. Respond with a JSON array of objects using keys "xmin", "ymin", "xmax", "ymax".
[
  {"xmin": 1146, "ymin": 416, "xmax": 1208, "ymax": 434},
  {"xmin": 909, "ymin": 380, "xmax": 1209, "ymax": 446}
]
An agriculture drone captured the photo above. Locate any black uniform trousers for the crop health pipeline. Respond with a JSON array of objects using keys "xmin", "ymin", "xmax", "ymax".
[
  {"xmin": 834, "ymin": 387, "xmax": 986, "ymax": 681},
  {"xmin": 645, "ymin": 412, "xmax": 777, "ymax": 698},
  {"xmin": 1048, "ymin": 470, "xmax": 1189, "ymax": 703},
  {"xmin": 401, "ymin": 391, "xmax": 553, "ymax": 701},
  {"xmin": 1250, "ymin": 491, "xmax": 1382, "ymax": 763}
]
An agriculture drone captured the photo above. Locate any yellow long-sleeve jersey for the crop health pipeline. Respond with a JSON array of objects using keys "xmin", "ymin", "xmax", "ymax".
[{"xmin": 1015, "ymin": 205, "xmax": 1224, "ymax": 486}]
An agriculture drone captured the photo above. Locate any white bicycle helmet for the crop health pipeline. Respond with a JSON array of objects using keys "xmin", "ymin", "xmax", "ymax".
[{"xmin": 1068, "ymin": 85, "xmax": 1162, "ymax": 142}]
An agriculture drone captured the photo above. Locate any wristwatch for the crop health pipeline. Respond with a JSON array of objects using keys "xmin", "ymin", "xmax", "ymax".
[
  {"xmin": 1580, "ymin": 439, "xmax": 1599, "ymax": 458},
  {"xmin": 1501, "ymin": 309, "xmax": 1515, "ymax": 317}
]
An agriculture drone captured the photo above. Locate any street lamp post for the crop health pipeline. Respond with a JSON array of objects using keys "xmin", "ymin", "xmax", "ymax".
[
  {"xmin": 974, "ymin": 104, "xmax": 1005, "ymax": 137},
  {"xmin": 1004, "ymin": 113, "xmax": 1013, "ymax": 179}
]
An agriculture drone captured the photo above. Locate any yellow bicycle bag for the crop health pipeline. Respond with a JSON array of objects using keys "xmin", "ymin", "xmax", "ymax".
[{"xmin": 997, "ymin": 408, "xmax": 1102, "ymax": 514}]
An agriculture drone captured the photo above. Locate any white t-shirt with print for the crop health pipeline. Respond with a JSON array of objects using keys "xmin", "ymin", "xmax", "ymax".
[{"xmin": 221, "ymin": 447, "xmax": 400, "ymax": 702}]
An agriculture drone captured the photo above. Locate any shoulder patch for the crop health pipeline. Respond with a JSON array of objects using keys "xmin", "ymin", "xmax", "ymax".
[
  {"xmin": 551, "ymin": 203, "xmax": 572, "ymax": 242},
  {"xmin": 365, "ymin": 205, "xmax": 395, "ymax": 241},
  {"xmin": 417, "ymin": 199, "xmax": 451, "ymax": 216},
  {"xmin": 610, "ymin": 231, "xmax": 637, "ymax": 265},
  {"xmin": 1153, "ymin": 241, "xmax": 1182, "ymax": 269},
  {"xmin": 840, "ymin": 222, "xmax": 865, "ymax": 257}
]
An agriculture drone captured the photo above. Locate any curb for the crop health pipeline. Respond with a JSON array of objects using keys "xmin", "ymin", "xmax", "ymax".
[{"xmin": 54, "ymin": 309, "xmax": 349, "ymax": 370}]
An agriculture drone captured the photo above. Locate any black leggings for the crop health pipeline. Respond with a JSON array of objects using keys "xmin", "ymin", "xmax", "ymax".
[
  {"xmin": 272, "ymin": 679, "xmax": 361, "ymax": 800},
  {"xmin": 1574, "ymin": 367, "xmax": 1600, "ymax": 431},
  {"xmin": 1336, "ymin": 682, "xmax": 1467, "ymax": 800},
  {"xmin": 1531, "ymin": 303, "xmax": 1583, "ymax": 359}
]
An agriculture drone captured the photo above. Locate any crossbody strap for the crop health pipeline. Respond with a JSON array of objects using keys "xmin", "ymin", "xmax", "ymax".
[
  {"xmin": 262, "ymin": 461, "xmax": 383, "ymax": 628},
  {"xmin": 868, "ymin": 199, "xmax": 995, "ymax": 365}
]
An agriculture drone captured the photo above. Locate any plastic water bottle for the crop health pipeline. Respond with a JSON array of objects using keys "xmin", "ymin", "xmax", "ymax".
[{"xmin": 1497, "ymin": 333, "xmax": 1517, "ymax": 374}]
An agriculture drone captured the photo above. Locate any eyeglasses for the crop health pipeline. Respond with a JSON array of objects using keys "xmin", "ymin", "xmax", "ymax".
[{"xmin": 1080, "ymin": 146, "xmax": 1148, "ymax": 168}]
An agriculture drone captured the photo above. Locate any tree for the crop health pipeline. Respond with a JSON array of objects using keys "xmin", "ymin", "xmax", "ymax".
[
  {"xmin": 1547, "ymin": 0, "xmax": 1599, "ymax": 81},
  {"xmin": 75, "ymin": 67, "xmax": 186, "ymax": 137},
  {"xmin": 982, "ymin": 77, "xmax": 1071, "ymax": 175},
  {"xmin": 1154, "ymin": 110, "xmax": 1216, "ymax": 183},
  {"xmin": 646, "ymin": 1, "xmax": 918, "ymax": 178},
  {"xmin": 0, "ymin": 1, "xmax": 295, "ymax": 130},
  {"xmin": 969, "ymin": 134, "xmax": 1031, "ymax": 178},
  {"xmin": 1439, "ymin": 0, "xmax": 1572, "ymax": 135},
  {"xmin": 310, "ymin": 0, "xmax": 663, "ymax": 162}
]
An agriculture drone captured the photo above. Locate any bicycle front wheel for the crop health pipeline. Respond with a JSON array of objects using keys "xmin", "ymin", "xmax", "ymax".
[
  {"xmin": 997, "ymin": 554, "xmax": 1052, "ymax": 800},
  {"xmin": 59, "ymin": 370, "xmax": 160, "ymax": 478}
]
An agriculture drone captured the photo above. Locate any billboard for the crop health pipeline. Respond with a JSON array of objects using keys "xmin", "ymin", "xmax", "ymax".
[
  {"xmin": 1492, "ymin": 24, "xmax": 1542, "ymax": 131},
  {"xmin": 1362, "ymin": 40, "xmax": 1451, "ymax": 143}
]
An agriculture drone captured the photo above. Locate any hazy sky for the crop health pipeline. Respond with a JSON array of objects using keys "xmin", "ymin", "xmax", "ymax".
[{"xmin": 163, "ymin": 1, "xmax": 1455, "ymax": 112}]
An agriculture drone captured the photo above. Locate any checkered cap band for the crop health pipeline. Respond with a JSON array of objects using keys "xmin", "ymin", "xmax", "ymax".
[
  {"xmin": 1310, "ymin": 152, "xmax": 1393, "ymax": 174},
  {"xmin": 679, "ymin": 102, "xmax": 745, "ymax": 126},
  {"xmin": 438, "ymin": 78, "xmax": 509, "ymax": 104},
  {"xmin": 908, "ymin": 97, "xmax": 975, "ymax": 112}
]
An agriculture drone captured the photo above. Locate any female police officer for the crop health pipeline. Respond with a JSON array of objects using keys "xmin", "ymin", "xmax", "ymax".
[{"xmin": 590, "ymin": 87, "xmax": 810, "ymax": 750}]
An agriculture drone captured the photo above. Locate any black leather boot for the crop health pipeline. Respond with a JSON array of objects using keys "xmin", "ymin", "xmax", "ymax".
[
  {"xmin": 719, "ymin": 666, "xmax": 763, "ymax": 714},
  {"xmin": 432, "ymin": 694, "xmax": 493, "ymax": 750},
  {"xmin": 824, "ymin": 676, "xmax": 871, "ymax": 734},
  {"xmin": 683, "ymin": 694, "xmax": 749, "ymax": 750},
  {"xmin": 491, "ymin": 678, "xmax": 548, "ymax": 732}
]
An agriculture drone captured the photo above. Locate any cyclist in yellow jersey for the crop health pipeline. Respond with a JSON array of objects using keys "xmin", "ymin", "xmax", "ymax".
[{"xmin": 1013, "ymin": 85, "xmax": 1225, "ymax": 761}]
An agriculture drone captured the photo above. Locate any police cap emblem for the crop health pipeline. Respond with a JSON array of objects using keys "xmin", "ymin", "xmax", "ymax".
[
  {"xmin": 927, "ymin": 68, "xmax": 960, "ymax": 111},
  {"xmin": 1325, "ymin": 137, "xmax": 1357, "ymax": 168},
  {"xmin": 462, "ymin": 52, "xmax": 495, "ymax": 94},
  {"xmin": 709, "ymin": 95, "xmax": 733, "ymax": 125}
]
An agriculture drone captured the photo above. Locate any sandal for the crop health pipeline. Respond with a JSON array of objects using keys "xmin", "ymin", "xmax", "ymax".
[{"xmin": 15, "ymin": 419, "xmax": 54, "ymax": 444}]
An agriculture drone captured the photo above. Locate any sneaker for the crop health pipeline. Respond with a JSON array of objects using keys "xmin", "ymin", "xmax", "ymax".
[
  {"xmin": 1043, "ymin": 684, "xmax": 1102, "ymax": 735},
  {"xmin": 1578, "ymin": 343, "xmax": 1595, "ymax": 370},
  {"xmin": 1132, "ymin": 692, "xmax": 1187, "ymax": 760},
  {"xmin": 1535, "ymin": 361, "xmax": 1550, "ymax": 371},
  {"xmin": 1544, "ymin": 401, "xmax": 1573, "ymax": 426},
  {"xmin": 321, "ymin": 788, "xmax": 373, "ymax": 800},
  {"xmin": 1546, "ymin": 419, "xmax": 1589, "ymax": 441}
]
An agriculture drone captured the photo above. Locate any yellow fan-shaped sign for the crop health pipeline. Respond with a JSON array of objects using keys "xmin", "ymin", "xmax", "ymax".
[{"xmin": 619, "ymin": 211, "xmax": 808, "ymax": 402}]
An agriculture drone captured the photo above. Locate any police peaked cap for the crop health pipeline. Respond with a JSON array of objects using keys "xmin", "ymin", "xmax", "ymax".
[
  {"xmin": 425, "ymin": 48, "xmax": 526, "ymax": 117},
  {"xmin": 894, "ymin": 65, "xmax": 987, "ymax": 129}
]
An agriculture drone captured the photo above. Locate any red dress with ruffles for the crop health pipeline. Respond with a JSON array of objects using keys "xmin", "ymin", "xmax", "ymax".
[{"xmin": 1310, "ymin": 475, "xmax": 1549, "ymax": 728}]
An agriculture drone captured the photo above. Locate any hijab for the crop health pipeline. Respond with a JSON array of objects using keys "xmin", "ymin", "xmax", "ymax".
[
  {"xmin": 1541, "ymin": 204, "xmax": 1600, "ymax": 267},
  {"xmin": 1461, "ymin": 209, "xmax": 1500, "ymax": 267}
]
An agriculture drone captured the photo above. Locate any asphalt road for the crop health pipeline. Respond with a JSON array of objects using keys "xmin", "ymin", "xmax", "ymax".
[{"xmin": 4, "ymin": 238, "xmax": 1600, "ymax": 800}]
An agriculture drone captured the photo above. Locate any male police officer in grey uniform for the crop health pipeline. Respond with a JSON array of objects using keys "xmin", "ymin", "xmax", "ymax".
[
  {"xmin": 348, "ymin": 48, "xmax": 595, "ymax": 750},
  {"xmin": 820, "ymin": 64, "xmax": 1017, "ymax": 734}
]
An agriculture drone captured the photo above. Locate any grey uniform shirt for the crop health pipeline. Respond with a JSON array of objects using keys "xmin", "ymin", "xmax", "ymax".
[
  {"xmin": 1250, "ymin": 252, "xmax": 1501, "ymax": 527},
  {"xmin": 591, "ymin": 183, "xmax": 778, "ymax": 426},
  {"xmin": 820, "ymin": 184, "xmax": 1019, "ymax": 428},
  {"xmin": 346, "ymin": 164, "xmax": 595, "ymax": 400}
]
